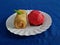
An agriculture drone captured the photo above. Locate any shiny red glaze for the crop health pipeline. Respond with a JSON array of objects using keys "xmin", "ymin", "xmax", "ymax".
[{"xmin": 28, "ymin": 10, "xmax": 44, "ymax": 26}]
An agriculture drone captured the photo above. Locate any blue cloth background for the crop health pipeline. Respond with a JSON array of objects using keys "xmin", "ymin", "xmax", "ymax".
[{"xmin": 0, "ymin": 0, "xmax": 60, "ymax": 45}]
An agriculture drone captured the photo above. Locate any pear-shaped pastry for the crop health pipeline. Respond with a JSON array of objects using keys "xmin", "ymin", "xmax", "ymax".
[{"xmin": 14, "ymin": 10, "xmax": 27, "ymax": 29}]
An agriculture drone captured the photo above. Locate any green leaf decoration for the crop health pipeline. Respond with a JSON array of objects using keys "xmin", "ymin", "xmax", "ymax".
[{"xmin": 15, "ymin": 10, "xmax": 23, "ymax": 15}]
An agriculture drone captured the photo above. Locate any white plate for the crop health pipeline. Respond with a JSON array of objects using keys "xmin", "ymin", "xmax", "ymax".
[{"xmin": 6, "ymin": 10, "xmax": 52, "ymax": 36}]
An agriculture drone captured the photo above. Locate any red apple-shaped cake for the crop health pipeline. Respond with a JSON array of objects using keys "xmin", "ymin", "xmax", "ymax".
[{"xmin": 28, "ymin": 10, "xmax": 44, "ymax": 26}]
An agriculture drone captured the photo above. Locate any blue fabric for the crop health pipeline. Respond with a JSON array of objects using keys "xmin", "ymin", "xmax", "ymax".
[{"xmin": 0, "ymin": 0, "xmax": 60, "ymax": 45}]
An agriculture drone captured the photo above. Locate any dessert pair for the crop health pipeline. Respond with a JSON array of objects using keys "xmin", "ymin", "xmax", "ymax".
[{"xmin": 14, "ymin": 10, "xmax": 44, "ymax": 29}]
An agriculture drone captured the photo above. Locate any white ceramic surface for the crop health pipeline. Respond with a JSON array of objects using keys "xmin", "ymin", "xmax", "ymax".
[{"xmin": 6, "ymin": 10, "xmax": 52, "ymax": 36}]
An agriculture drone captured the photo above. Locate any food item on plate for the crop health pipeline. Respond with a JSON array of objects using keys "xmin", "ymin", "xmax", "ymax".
[
  {"xmin": 28, "ymin": 10, "xmax": 44, "ymax": 26},
  {"xmin": 14, "ymin": 10, "xmax": 27, "ymax": 29}
]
